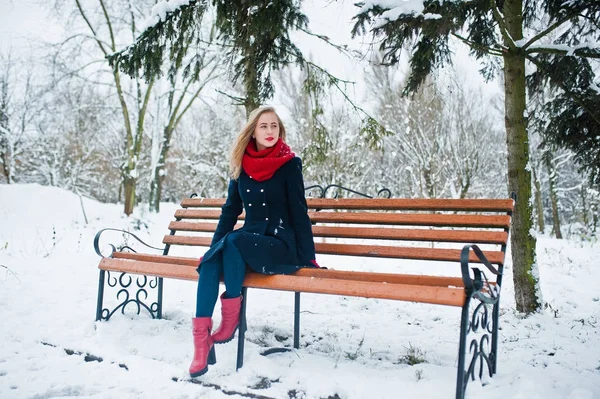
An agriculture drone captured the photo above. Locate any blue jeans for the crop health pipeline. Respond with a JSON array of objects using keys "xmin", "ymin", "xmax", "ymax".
[{"xmin": 195, "ymin": 234, "xmax": 246, "ymax": 317}]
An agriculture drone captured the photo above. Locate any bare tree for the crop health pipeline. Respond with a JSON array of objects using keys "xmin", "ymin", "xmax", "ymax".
[
  {"xmin": 367, "ymin": 61, "xmax": 505, "ymax": 199},
  {"xmin": 50, "ymin": 0, "xmax": 156, "ymax": 215},
  {"xmin": 147, "ymin": 23, "xmax": 222, "ymax": 212},
  {"xmin": 0, "ymin": 54, "xmax": 40, "ymax": 184}
]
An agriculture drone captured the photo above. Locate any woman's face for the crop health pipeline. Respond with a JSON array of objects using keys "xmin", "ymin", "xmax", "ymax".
[{"xmin": 253, "ymin": 112, "xmax": 280, "ymax": 151}]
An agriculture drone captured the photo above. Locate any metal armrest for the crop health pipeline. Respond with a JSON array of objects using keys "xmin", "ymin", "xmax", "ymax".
[
  {"xmin": 460, "ymin": 244, "xmax": 501, "ymax": 303},
  {"xmin": 93, "ymin": 228, "xmax": 165, "ymax": 258}
]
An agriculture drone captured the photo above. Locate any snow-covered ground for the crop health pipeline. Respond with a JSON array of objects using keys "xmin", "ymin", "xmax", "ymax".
[{"xmin": 1, "ymin": 184, "xmax": 599, "ymax": 399}]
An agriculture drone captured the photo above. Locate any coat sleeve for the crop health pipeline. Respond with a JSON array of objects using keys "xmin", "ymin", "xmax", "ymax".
[
  {"xmin": 211, "ymin": 178, "xmax": 243, "ymax": 246},
  {"xmin": 285, "ymin": 157, "xmax": 316, "ymax": 264}
]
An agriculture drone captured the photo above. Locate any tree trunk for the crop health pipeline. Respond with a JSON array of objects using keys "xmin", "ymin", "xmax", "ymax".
[
  {"xmin": 1, "ymin": 152, "xmax": 9, "ymax": 183},
  {"xmin": 532, "ymin": 167, "xmax": 545, "ymax": 233},
  {"xmin": 545, "ymin": 155, "xmax": 562, "ymax": 239},
  {"xmin": 459, "ymin": 171, "xmax": 471, "ymax": 199},
  {"xmin": 123, "ymin": 174, "xmax": 136, "ymax": 216},
  {"xmin": 503, "ymin": 0, "xmax": 542, "ymax": 313},
  {"xmin": 149, "ymin": 127, "xmax": 172, "ymax": 213},
  {"xmin": 148, "ymin": 170, "xmax": 162, "ymax": 213},
  {"xmin": 243, "ymin": 66, "xmax": 261, "ymax": 117},
  {"xmin": 580, "ymin": 186, "xmax": 588, "ymax": 228},
  {"xmin": 593, "ymin": 204, "xmax": 598, "ymax": 236}
]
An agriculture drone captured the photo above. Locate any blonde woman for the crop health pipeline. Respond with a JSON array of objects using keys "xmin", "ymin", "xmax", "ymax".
[{"xmin": 189, "ymin": 106, "xmax": 321, "ymax": 377}]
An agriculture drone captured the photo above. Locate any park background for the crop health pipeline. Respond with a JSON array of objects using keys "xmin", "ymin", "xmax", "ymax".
[{"xmin": 1, "ymin": 1, "xmax": 599, "ymax": 398}]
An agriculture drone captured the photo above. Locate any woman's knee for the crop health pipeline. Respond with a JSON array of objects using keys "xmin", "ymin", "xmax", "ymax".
[{"xmin": 223, "ymin": 234, "xmax": 238, "ymax": 248}]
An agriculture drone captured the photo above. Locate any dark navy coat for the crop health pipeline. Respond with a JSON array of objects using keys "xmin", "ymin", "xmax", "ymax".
[{"xmin": 199, "ymin": 156, "xmax": 317, "ymax": 275}]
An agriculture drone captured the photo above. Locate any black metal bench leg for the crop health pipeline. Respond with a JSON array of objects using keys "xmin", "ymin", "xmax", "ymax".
[
  {"xmin": 96, "ymin": 270, "xmax": 106, "ymax": 321},
  {"xmin": 455, "ymin": 297, "xmax": 471, "ymax": 399},
  {"xmin": 491, "ymin": 302, "xmax": 500, "ymax": 375},
  {"xmin": 236, "ymin": 287, "xmax": 248, "ymax": 370},
  {"xmin": 157, "ymin": 277, "xmax": 164, "ymax": 319},
  {"xmin": 294, "ymin": 292, "xmax": 300, "ymax": 349},
  {"xmin": 455, "ymin": 293, "xmax": 497, "ymax": 399}
]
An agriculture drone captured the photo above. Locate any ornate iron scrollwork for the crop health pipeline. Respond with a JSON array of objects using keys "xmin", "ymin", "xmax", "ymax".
[
  {"xmin": 322, "ymin": 184, "xmax": 392, "ymax": 199},
  {"xmin": 97, "ymin": 271, "xmax": 160, "ymax": 321},
  {"xmin": 94, "ymin": 228, "xmax": 165, "ymax": 321},
  {"xmin": 456, "ymin": 243, "xmax": 502, "ymax": 399},
  {"xmin": 93, "ymin": 228, "xmax": 165, "ymax": 258},
  {"xmin": 463, "ymin": 300, "xmax": 495, "ymax": 387},
  {"xmin": 304, "ymin": 184, "xmax": 325, "ymax": 198}
]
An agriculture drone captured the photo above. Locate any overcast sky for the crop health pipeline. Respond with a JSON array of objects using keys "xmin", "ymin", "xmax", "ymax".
[
  {"xmin": 0, "ymin": 0, "xmax": 500, "ymax": 108},
  {"xmin": 0, "ymin": 1, "xmax": 65, "ymax": 57}
]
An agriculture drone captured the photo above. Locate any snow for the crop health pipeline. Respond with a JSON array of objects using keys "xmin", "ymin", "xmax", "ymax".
[
  {"xmin": 525, "ymin": 42, "xmax": 600, "ymax": 56},
  {"xmin": 357, "ymin": 0, "xmax": 470, "ymax": 27},
  {"xmin": 1, "ymin": 184, "xmax": 600, "ymax": 398},
  {"xmin": 140, "ymin": 0, "xmax": 194, "ymax": 32}
]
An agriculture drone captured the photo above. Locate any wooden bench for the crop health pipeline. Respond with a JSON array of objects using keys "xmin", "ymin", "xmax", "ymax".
[{"xmin": 93, "ymin": 195, "xmax": 515, "ymax": 399}]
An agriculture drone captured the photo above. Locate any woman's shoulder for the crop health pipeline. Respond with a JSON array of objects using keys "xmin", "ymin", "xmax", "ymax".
[{"xmin": 283, "ymin": 156, "xmax": 303, "ymax": 170}]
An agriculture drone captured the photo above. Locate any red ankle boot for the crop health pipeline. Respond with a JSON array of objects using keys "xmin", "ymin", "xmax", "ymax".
[
  {"xmin": 189, "ymin": 317, "xmax": 216, "ymax": 377},
  {"xmin": 212, "ymin": 293, "xmax": 242, "ymax": 344}
]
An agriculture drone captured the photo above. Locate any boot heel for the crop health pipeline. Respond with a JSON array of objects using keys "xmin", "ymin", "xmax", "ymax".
[{"xmin": 207, "ymin": 345, "xmax": 217, "ymax": 365}]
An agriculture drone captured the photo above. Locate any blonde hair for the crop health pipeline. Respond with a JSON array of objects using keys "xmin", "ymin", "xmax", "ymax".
[{"xmin": 230, "ymin": 106, "xmax": 287, "ymax": 179}]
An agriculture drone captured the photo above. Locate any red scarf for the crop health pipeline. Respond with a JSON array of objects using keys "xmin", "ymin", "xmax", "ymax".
[{"xmin": 242, "ymin": 138, "xmax": 295, "ymax": 181}]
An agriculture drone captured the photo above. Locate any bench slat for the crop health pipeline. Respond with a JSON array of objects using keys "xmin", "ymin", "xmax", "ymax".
[
  {"xmin": 167, "ymin": 221, "xmax": 509, "ymax": 245},
  {"xmin": 161, "ymin": 235, "xmax": 505, "ymax": 264},
  {"xmin": 181, "ymin": 197, "xmax": 515, "ymax": 212},
  {"xmin": 111, "ymin": 252, "xmax": 467, "ymax": 287},
  {"xmin": 174, "ymin": 209, "xmax": 511, "ymax": 229},
  {"xmin": 99, "ymin": 258, "xmax": 466, "ymax": 307},
  {"xmin": 113, "ymin": 251, "xmax": 198, "ymax": 265},
  {"xmin": 243, "ymin": 274, "xmax": 465, "ymax": 307}
]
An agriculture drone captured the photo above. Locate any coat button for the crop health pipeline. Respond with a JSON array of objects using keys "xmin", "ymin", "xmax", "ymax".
[
  {"xmin": 260, "ymin": 189, "xmax": 264, "ymax": 192},
  {"xmin": 249, "ymin": 203, "xmax": 252, "ymax": 206},
  {"xmin": 265, "ymin": 217, "xmax": 269, "ymax": 220},
  {"xmin": 262, "ymin": 203, "xmax": 266, "ymax": 206},
  {"xmin": 246, "ymin": 189, "xmax": 250, "ymax": 192}
]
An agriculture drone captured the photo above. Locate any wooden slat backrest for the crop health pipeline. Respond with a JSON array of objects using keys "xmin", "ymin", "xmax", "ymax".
[
  {"xmin": 167, "ymin": 221, "xmax": 509, "ymax": 244},
  {"xmin": 174, "ymin": 209, "xmax": 511, "ymax": 229},
  {"xmin": 181, "ymin": 197, "xmax": 515, "ymax": 212},
  {"xmin": 166, "ymin": 197, "xmax": 514, "ymax": 266},
  {"xmin": 161, "ymin": 235, "xmax": 505, "ymax": 264}
]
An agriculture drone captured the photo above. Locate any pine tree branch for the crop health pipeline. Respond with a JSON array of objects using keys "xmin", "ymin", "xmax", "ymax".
[
  {"xmin": 298, "ymin": 27, "xmax": 359, "ymax": 60},
  {"xmin": 526, "ymin": 54, "xmax": 600, "ymax": 127},
  {"xmin": 451, "ymin": 33, "xmax": 504, "ymax": 56},
  {"xmin": 301, "ymin": 60, "xmax": 390, "ymax": 149},
  {"xmin": 526, "ymin": 46, "xmax": 600, "ymax": 58},
  {"xmin": 490, "ymin": 0, "xmax": 516, "ymax": 49},
  {"xmin": 215, "ymin": 89, "xmax": 246, "ymax": 105},
  {"xmin": 521, "ymin": 15, "xmax": 573, "ymax": 50},
  {"xmin": 301, "ymin": 60, "xmax": 355, "ymax": 85},
  {"xmin": 578, "ymin": 13, "xmax": 600, "ymax": 31}
]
